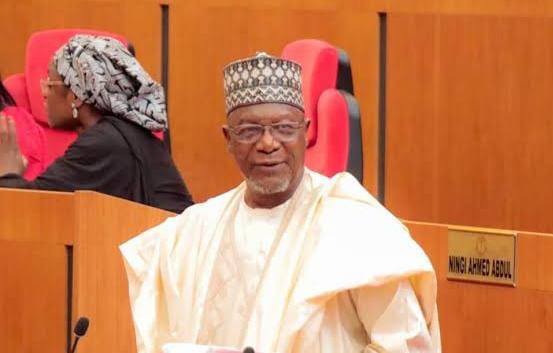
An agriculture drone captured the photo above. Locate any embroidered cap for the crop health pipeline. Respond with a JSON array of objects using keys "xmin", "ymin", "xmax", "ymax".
[{"xmin": 223, "ymin": 52, "xmax": 304, "ymax": 115}]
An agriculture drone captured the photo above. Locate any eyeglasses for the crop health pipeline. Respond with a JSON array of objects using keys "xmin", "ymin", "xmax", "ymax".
[
  {"xmin": 40, "ymin": 78, "xmax": 65, "ymax": 94},
  {"xmin": 226, "ymin": 121, "xmax": 307, "ymax": 144}
]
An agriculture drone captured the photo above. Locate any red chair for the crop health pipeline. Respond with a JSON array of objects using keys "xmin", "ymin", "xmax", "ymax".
[
  {"xmin": 282, "ymin": 39, "xmax": 363, "ymax": 181},
  {"xmin": 3, "ymin": 74, "xmax": 30, "ymax": 109},
  {"xmin": 3, "ymin": 29, "xmax": 128, "ymax": 169}
]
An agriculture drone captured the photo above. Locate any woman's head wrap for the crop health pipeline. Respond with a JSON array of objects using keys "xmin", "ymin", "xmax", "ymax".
[{"xmin": 53, "ymin": 34, "xmax": 167, "ymax": 131}]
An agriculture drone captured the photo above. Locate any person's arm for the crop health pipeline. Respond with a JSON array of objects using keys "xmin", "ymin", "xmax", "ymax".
[
  {"xmin": 352, "ymin": 280, "xmax": 438, "ymax": 353},
  {"xmin": 0, "ymin": 121, "xmax": 133, "ymax": 193}
]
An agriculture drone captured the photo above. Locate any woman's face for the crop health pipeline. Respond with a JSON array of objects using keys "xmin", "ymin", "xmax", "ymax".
[{"xmin": 41, "ymin": 61, "xmax": 79, "ymax": 129}]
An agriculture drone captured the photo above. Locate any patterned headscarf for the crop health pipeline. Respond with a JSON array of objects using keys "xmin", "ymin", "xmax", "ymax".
[{"xmin": 53, "ymin": 34, "xmax": 167, "ymax": 131}]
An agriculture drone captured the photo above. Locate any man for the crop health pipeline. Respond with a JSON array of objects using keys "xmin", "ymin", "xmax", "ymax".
[{"xmin": 121, "ymin": 53, "xmax": 441, "ymax": 353}]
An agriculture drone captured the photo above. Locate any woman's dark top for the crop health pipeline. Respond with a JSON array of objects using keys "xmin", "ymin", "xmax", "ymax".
[{"xmin": 0, "ymin": 116, "xmax": 193, "ymax": 213}]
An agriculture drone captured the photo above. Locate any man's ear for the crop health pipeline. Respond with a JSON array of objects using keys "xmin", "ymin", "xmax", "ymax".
[
  {"xmin": 304, "ymin": 119, "xmax": 311, "ymax": 145},
  {"xmin": 222, "ymin": 125, "xmax": 232, "ymax": 151}
]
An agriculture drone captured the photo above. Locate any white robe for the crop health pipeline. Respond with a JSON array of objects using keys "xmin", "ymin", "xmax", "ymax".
[{"xmin": 120, "ymin": 169, "xmax": 441, "ymax": 353}]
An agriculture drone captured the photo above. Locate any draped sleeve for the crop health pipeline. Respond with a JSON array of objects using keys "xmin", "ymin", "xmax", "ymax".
[
  {"xmin": 120, "ymin": 216, "xmax": 180, "ymax": 353},
  {"xmin": 352, "ymin": 281, "xmax": 440, "ymax": 353},
  {"xmin": 120, "ymin": 191, "xmax": 238, "ymax": 353}
]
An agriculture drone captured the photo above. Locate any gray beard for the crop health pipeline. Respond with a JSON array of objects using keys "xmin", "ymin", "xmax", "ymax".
[{"xmin": 246, "ymin": 174, "xmax": 291, "ymax": 195}]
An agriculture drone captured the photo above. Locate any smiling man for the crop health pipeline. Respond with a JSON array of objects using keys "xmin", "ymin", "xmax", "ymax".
[{"xmin": 121, "ymin": 53, "xmax": 441, "ymax": 353}]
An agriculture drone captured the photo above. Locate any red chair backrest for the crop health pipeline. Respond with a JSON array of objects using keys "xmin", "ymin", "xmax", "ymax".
[
  {"xmin": 3, "ymin": 74, "xmax": 30, "ymax": 110},
  {"xmin": 4, "ymin": 29, "xmax": 128, "ymax": 167},
  {"xmin": 282, "ymin": 39, "xmax": 349, "ymax": 177},
  {"xmin": 303, "ymin": 89, "xmax": 349, "ymax": 176},
  {"xmin": 282, "ymin": 39, "xmax": 338, "ymax": 147}
]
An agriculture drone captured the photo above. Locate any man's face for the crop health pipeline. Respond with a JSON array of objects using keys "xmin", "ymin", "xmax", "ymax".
[{"xmin": 223, "ymin": 103, "xmax": 308, "ymax": 199}]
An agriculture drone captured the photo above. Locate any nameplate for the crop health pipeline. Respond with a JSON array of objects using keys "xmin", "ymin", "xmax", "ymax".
[{"xmin": 447, "ymin": 227, "xmax": 516, "ymax": 286}]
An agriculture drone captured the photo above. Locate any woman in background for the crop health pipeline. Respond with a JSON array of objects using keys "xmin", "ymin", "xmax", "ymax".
[
  {"xmin": 0, "ymin": 79, "xmax": 46, "ymax": 180},
  {"xmin": 0, "ymin": 35, "xmax": 193, "ymax": 213}
]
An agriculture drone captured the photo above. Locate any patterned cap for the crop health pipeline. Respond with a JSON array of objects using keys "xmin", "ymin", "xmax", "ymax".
[{"xmin": 223, "ymin": 52, "xmax": 304, "ymax": 114}]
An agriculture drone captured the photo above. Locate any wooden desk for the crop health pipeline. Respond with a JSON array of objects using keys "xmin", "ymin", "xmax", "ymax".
[
  {"xmin": 0, "ymin": 189, "xmax": 172, "ymax": 353},
  {"xmin": 407, "ymin": 221, "xmax": 553, "ymax": 353}
]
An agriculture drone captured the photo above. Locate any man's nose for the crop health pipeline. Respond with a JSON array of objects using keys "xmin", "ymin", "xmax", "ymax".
[{"xmin": 256, "ymin": 127, "xmax": 280, "ymax": 152}]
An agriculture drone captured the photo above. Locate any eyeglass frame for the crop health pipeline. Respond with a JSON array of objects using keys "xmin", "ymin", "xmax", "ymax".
[
  {"xmin": 40, "ymin": 78, "xmax": 65, "ymax": 94},
  {"xmin": 224, "ymin": 120, "xmax": 309, "ymax": 144}
]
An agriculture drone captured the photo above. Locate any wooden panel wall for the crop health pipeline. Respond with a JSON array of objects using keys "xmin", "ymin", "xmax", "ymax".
[
  {"xmin": 0, "ymin": 189, "xmax": 73, "ymax": 353},
  {"xmin": 386, "ymin": 14, "xmax": 553, "ymax": 233},
  {"xmin": 0, "ymin": 0, "xmax": 161, "ymax": 82},
  {"xmin": 4, "ymin": 2, "xmax": 553, "ymax": 353},
  {"xmin": 168, "ymin": 1, "xmax": 379, "ymax": 201},
  {"xmin": 166, "ymin": 0, "xmax": 553, "ymax": 203},
  {"xmin": 1, "ymin": 0, "xmax": 553, "ymax": 231},
  {"xmin": 1, "ymin": 0, "xmax": 381, "ymax": 203},
  {"xmin": 407, "ymin": 221, "xmax": 553, "ymax": 353},
  {"xmin": 0, "ymin": 241, "xmax": 67, "ymax": 353},
  {"xmin": 165, "ymin": 0, "xmax": 553, "ymax": 204}
]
